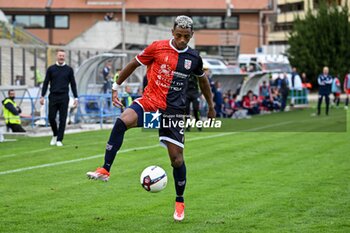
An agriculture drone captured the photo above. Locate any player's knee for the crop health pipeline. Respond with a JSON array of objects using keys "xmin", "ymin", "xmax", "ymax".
[
  {"xmin": 113, "ymin": 118, "xmax": 127, "ymax": 134},
  {"xmin": 120, "ymin": 109, "xmax": 138, "ymax": 128},
  {"xmin": 171, "ymin": 154, "xmax": 184, "ymax": 168}
]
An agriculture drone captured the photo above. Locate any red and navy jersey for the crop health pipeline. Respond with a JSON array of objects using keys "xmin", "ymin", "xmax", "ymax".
[{"xmin": 136, "ymin": 39, "xmax": 204, "ymax": 111}]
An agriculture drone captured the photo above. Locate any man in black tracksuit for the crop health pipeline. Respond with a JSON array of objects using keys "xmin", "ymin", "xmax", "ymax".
[
  {"xmin": 40, "ymin": 49, "xmax": 78, "ymax": 146},
  {"xmin": 317, "ymin": 66, "xmax": 333, "ymax": 116}
]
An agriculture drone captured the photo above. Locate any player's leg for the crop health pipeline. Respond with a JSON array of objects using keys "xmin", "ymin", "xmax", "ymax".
[
  {"xmin": 325, "ymin": 94, "xmax": 330, "ymax": 115},
  {"xmin": 48, "ymin": 100, "xmax": 59, "ymax": 144},
  {"xmin": 56, "ymin": 97, "xmax": 69, "ymax": 144},
  {"xmin": 336, "ymin": 93, "xmax": 340, "ymax": 107},
  {"xmin": 87, "ymin": 103, "xmax": 143, "ymax": 181},
  {"xmin": 166, "ymin": 141, "xmax": 186, "ymax": 221},
  {"xmin": 345, "ymin": 91, "xmax": 349, "ymax": 109},
  {"xmin": 103, "ymin": 107, "xmax": 139, "ymax": 171},
  {"xmin": 8, "ymin": 123, "xmax": 26, "ymax": 132},
  {"xmin": 185, "ymin": 97, "xmax": 191, "ymax": 131},
  {"xmin": 192, "ymin": 97, "xmax": 201, "ymax": 131},
  {"xmin": 167, "ymin": 142, "xmax": 186, "ymax": 201},
  {"xmin": 317, "ymin": 95, "xmax": 323, "ymax": 115},
  {"xmin": 159, "ymin": 115, "xmax": 186, "ymax": 221}
]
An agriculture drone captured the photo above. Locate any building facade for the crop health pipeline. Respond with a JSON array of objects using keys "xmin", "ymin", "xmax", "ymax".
[
  {"xmin": 268, "ymin": 0, "xmax": 347, "ymax": 45},
  {"xmin": 0, "ymin": 0, "xmax": 271, "ymax": 54}
]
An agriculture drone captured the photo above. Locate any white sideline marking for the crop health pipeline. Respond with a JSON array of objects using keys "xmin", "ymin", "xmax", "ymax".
[
  {"xmin": 0, "ymin": 121, "xmax": 293, "ymax": 176},
  {"xmin": 0, "ymin": 133, "xmax": 158, "ymax": 159},
  {"xmin": 0, "ymin": 148, "xmax": 53, "ymax": 159},
  {"xmin": 0, "ymin": 145, "xmax": 159, "ymax": 175},
  {"xmin": 0, "ymin": 154, "xmax": 17, "ymax": 159}
]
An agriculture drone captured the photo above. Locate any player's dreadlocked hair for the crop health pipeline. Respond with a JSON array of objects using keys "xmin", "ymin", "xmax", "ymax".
[{"xmin": 174, "ymin": 15, "xmax": 193, "ymax": 30}]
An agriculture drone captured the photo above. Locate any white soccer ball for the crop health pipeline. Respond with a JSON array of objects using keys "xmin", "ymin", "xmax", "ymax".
[{"xmin": 140, "ymin": 165, "xmax": 167, "ymax": 193}]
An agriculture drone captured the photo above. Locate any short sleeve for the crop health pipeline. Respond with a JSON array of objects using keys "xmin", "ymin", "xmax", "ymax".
[
  {"xmin": 136, "ymin": 41, "xmax": 158, "ymax": 66},
  {"xmin": 192, "ymin": 56, "xmax": 205, "ymax": 77}
]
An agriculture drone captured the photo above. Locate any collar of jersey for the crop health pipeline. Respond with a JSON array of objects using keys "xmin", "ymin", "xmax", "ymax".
[
  {"xmin": 56, "ymin": 62, "xmax": 66, "ymax": 66},
  {"xmin": 169, "ymin": 39, "xmax": 188, "ymax": 53}
]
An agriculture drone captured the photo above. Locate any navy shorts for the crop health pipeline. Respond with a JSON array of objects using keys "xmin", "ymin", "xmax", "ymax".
[{"xmin": 129, "ymin": 102, "xmax": 185, "ymax": 148}]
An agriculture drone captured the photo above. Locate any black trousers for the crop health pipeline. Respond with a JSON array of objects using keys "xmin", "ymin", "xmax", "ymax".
[
  {"xmin": 7, "ymin": 123, "xmax": 26, "ymax": 132},
  {"xmin": 317, "ymin": 94, "xmax": 330, "ymax": 115},
  {"xmin": 48, "ymin": 94, "xmax": 69, "ymax": 141},
  {"xmin": 185, "ymin": 94, "xmax": 200, "ymax": 122}
]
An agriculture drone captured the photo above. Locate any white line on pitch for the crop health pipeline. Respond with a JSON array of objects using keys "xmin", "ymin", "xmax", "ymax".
[{"xmin": 0, "ymin": 121, "xmax": 293, "ymax": 176}]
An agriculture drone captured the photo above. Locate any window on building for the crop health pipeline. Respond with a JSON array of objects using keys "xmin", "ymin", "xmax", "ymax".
[
  {"xmin": 15, "ymin": 15, "xmax": 45, "ymax": 28},
  {"xmin": 5, "ymin": 14, "xmax": 69, "ymax": 29},
  {"xmin": 273, "ymin": 22, "xmax": 293, "ymax": 32},
  {"xmin": 54, "ymin": 15, "xmax": 69, "ymax": 29},
  {"xmin": 224, "ymin": 16, "xmax": 239, "ymax": 29},
  {"xmin": 139, "ymin": 15, "xmax": 239, "ymax": 30},
  {"xmin": 192, "ymin": 16, "xmax": 222, "ymax": 29},
  {"xmin": 314, "ymin": 0, "xmax": 342, "ymax": 8},
  {"xmin": 278, "ymin": 2, "xmax": 304, "ymax": 13}
]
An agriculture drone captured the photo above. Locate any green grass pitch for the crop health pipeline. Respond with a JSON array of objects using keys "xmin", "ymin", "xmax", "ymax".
[{"xmin": 0, "ymin": 109, "xmax": 349, "ymax": 233}]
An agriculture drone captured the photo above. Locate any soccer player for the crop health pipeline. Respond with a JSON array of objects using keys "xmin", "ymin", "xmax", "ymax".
[{"xmin": 87, "ymin": 16, "xmax": 215, "ymax": 221}]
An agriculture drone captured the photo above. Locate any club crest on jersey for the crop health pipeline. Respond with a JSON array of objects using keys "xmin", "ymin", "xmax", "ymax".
[{"xmin": 184, "ymin": 59, "xmax": 192, "ymax": 70}]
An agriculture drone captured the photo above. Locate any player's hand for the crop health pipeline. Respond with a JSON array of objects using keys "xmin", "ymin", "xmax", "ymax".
[
  {"xmin": 73, "ymin": 98, "xmax": 78, "ymax": 107},
  {"xmin": 112, "ymin": 89, "xmax": 124, "ymax": 108},
  {"xmin": 207, "ymin": 106, "xmax": 216, "ymax": 119},
  {"xmin": 39, "ymin": 97, "xmax": 45, "ymax": 105}
]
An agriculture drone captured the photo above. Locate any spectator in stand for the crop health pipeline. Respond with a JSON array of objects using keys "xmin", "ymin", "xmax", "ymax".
[
  {"xmin": 15, "ymin": 76, "xmax": 22, "ymax": 86},
  {"xmin": 230, "ymin": 94, "xmax": 249, "ymax": 119},
  {"xmin": 240, "ymin": 65, "xmax": 247, "ymax": 73},
  {"xmin": 344, "ymin": 72, "xmax": 350, "ymax": 110},
  {"xmin": 290, "ymin": 67, "xmax": 303, "ymax": 105},
  {"xmin": 271, "ymin": 88, "xmax": 281, "ymax": 111},
  {"xmin": 31, "ymin": 66, "xmax": 44, "ymax": 87},
  {"xmin": 280, "ymin": 73, "xmax": 290, "ymax": 112},
  {"xmin": 317, "ymin": 66, "xmax": 333, "ymax": 115},
  {"xmin": 104, "ymin": 12, "xmax": 115, "ymax": 21},
  {"xmin": 274, "ymin": 73, "xmax": 283, "ymax": 91},
  {"xmin": 332, "ymin": 75, "xmax": 341, "ymax": 107},
  {"xmin": 102, "ymin": 61, "xmax": 112, "ymax": 94},
  {"xmin": 301, "ymin": 72, "xmax": 312, "ymax": 89},
  {"xmin": 291, "ymin": 67, "xmax": 300, "ymax": 90},
  {"xmin": 259, "ymin": 80, "xmax": 273, "ymax": 111},
  {"xmin": 121, "ymin": 86, "xmax": 133, "ymax": 108},
  {"xmin": 213, "ymin": 81, "xmax": 223, "ymax": 117},
  {"xmin": 203, "ymin": 66, "xmax": 216, "ymax": 94},
  {"xmin": 242, "ymin": 90, "xmax": 260, "ymax": 115},
  {"xmin": 222, "ymin": 96, "xmax": 233, "ymax": 118}
]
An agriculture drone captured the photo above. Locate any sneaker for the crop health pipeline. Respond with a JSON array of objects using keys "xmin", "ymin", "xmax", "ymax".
[
  {"xmin": 345, "ymin": 106, "xmax": 349, "ymax": 110},
  {"xmin": 56, "ymin": 141, "xmax": 63, "ymax": 147},
  {"xmin": 173, "ymin": 202, "xmax": 185, "ymax": 221},
  {"xmin": 86, "ymin": 167, "xmax": 110, "ymax": 182},
  {"xmin": 50, "ymin": 136, "xmax": 57, "ymax": 146}
]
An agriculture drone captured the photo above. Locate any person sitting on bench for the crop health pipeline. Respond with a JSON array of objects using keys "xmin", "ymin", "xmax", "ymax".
[{"xmin": 2, "ymin": 89, "xmax": 26, "ymax": 132}]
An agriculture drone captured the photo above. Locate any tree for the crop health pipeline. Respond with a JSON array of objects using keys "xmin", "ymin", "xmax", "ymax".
[{"xmin": 287, "ymin": 0, "xmax": 350, "ymax": 87}]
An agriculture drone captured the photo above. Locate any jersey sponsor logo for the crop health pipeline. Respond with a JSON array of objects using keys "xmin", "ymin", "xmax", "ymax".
[{"xmin": 184, "ymin": 59, "xmax": 192, "ymax": 70}]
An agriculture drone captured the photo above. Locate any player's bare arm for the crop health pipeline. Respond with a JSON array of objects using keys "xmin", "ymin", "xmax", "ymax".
[
  {"xmin": 117, "ymin": 58, "xmax": 141, "ymax": 85},
  {"xmin": 198, "ymin": 75, "xmax": 216, "ymax": 118},
  {"xmin": 112, "ymin": 58, "xmax": 141, "ymax": 108}
]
